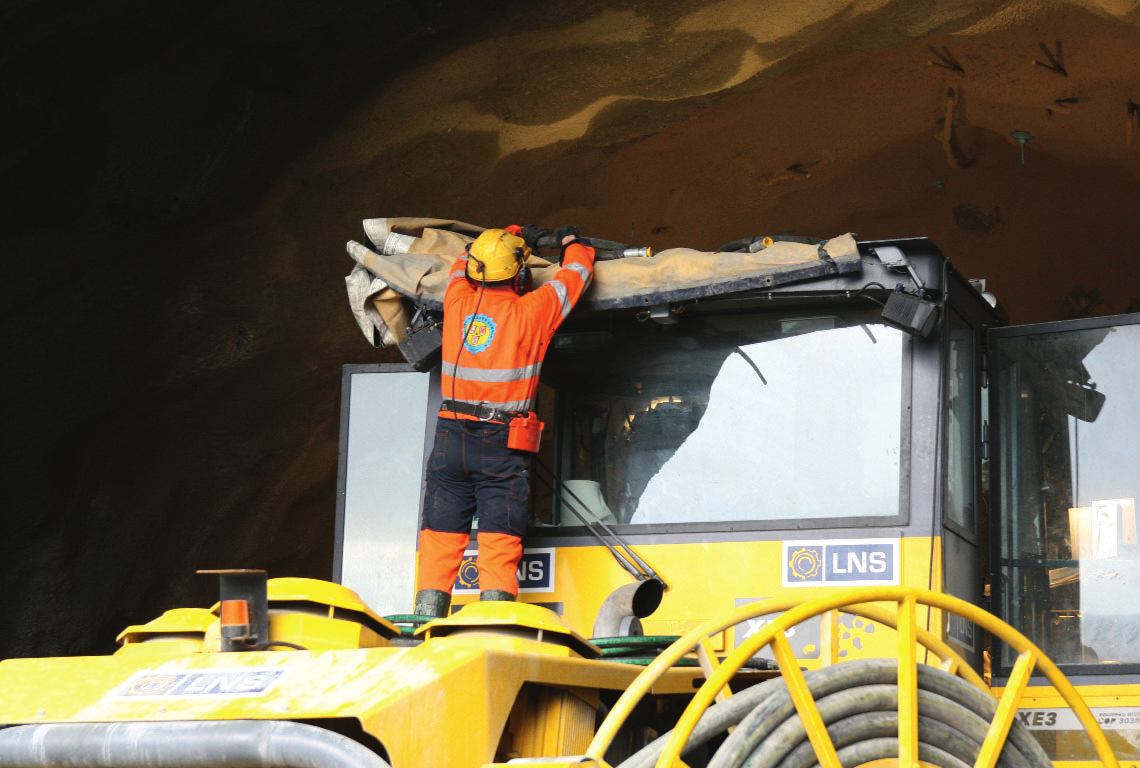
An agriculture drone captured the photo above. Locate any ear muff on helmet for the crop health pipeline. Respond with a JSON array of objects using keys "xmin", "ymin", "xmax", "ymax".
[
  {"xmin": 466, "ymin": 229, "xmax": 530, "ymax": 282},
  {"xmin": 513, "ymin": 259, "xmax": 532, "ymax": 294}
]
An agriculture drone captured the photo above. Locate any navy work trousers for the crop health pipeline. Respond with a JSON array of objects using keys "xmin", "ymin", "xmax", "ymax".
[{"xmin": 422, "ymin": 417, "xmax": 531, "ymax": 537}]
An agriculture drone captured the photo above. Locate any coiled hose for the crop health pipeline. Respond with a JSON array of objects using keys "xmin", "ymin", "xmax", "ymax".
[{"xmin": 616, "ymin": 659, "xmax": 1051, "ymax": 768}]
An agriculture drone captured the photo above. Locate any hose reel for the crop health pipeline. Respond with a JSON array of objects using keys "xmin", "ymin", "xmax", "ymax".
[
  {"xmin": 585, "ymin": 587, "xmax": 1122, "ymax": 768},
  {"xmin": 616, "ymin": 659, "xmax": 1051, "ymax": 768}
]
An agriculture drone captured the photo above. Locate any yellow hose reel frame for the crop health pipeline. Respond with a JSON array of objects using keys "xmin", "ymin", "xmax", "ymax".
[{"xmin": 582, "ymin": 587, "xmax": 1120, "ymax": 768}]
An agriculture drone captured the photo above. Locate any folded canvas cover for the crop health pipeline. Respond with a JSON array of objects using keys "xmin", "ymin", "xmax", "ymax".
[{"xmin": 345, "ymin": 217, "xmax": 862, "ymax": 347}]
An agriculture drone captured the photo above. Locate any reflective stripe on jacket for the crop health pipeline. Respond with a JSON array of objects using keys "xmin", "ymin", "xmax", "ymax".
[{"xmin": 439, "ymin": 241, "xmax": 595, "ymax": 419}]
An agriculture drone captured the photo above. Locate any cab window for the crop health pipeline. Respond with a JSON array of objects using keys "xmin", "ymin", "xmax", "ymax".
[{"xmin": 532, "ymin": 307, "xmax": 907, "ymax": 531}]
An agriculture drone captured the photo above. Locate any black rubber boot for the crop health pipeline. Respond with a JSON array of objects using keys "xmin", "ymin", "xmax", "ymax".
[
  {"xmin": 480, "ymin": 590, "xmax": 516, "ymax": 602},
  {"xmin": 413, "ymin": 589, "xmax": 452, "ymax": 618}
]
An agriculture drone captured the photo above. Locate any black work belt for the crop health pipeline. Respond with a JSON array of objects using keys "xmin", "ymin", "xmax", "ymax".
[{"xmin": 439, "ymin": 400, "xmax": 521, "ymax": 424}]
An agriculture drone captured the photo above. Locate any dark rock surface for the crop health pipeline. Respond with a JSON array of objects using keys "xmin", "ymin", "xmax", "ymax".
[
  {"xmin": 1, "ymin": 0, "xmax": 490, "ymax": 656},
  {"xmin": 5, "ymin": 0, "xmax": 1140, "ymax": 658}
]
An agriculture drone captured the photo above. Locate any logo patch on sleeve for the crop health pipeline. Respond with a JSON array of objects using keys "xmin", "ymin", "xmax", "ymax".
[{"xmin": 462, "ymin": 314, "xmax": 497, "ymax": 354}]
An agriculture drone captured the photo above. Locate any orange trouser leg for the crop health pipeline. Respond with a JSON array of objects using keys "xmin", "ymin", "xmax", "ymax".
[
  {"xmin": 416, "ymin": 530, "xmax": 471, "ymax": 593},
  {"xmin": 476, "ymin": 532, "xmax": 523, "ymax": 595}
]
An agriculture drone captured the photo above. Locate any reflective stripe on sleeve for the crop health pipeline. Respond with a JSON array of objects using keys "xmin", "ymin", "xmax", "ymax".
[
  {"xmin": 565, "ymin": 261, "xmax": 592, "ymax": 287},
  {"xmin": 549, "ymin": 279, "xmax": 571, "ymax": 319},
  {"xmin": 449, "ymin": 267, "xmax": 467, "ymax": 282},
  {"xmin": 441, "ymin": 362, "xmax": 541, "ymax": 382}
]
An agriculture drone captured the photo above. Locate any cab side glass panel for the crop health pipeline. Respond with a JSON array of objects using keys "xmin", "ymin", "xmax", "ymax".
[
  {"xmin": 944, "ymin": 310, "xmax": 977, "ymax": 534},
  {"xmin": 994, "ymin": 320, "xmax": 1140, "ymax": 668}
]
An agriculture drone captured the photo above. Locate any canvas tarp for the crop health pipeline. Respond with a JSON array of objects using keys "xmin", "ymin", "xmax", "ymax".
[{"xmin": 345, "ymin": 217, "xmax": 862, "ymax": 348}]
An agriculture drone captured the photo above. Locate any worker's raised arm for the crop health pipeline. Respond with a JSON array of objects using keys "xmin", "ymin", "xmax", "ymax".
[
  {"xmin": 444, "ymin": 255, "xmax": 476, "ymax": 301},
  {"xmin": 523, "ymin": 227, "xmax": 595, "ymax": 331}
]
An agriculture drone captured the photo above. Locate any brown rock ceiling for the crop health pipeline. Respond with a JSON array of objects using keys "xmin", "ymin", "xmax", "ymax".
[{"xmin": 4, "ymin": 0, "xmax": 1140, "ymax": 657}]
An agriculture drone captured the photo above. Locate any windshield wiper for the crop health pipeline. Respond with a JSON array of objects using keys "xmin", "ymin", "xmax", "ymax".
[{"xmin": 532, "ymin": 457, "xmax": 666, "ymax": 588}]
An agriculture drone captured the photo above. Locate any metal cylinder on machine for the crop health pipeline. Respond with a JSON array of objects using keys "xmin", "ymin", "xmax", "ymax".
[
  {"xmin": 592, "ymin": 578, "xmax": 664, "ymax": 639},
  {"xmin": 0, "ymin": 720, "xmax": 390, "ymax": 768},
  {"xmin": 198, "ymin": 569, "xmax": 269, "ymax": 652},
  {"xmin": 596, "ymin": 246, "xmax": 653, "ymax": 261}
]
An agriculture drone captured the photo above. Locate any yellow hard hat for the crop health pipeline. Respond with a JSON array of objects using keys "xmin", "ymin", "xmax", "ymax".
[{"xmin": 466, "ymin": 229, "xmax": 529, "ymax": 282}]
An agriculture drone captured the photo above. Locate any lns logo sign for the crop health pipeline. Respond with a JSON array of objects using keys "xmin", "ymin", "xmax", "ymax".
[
  {"xmin": 782, "ymin": 539, "xmax": 899, "ymax": 587},
  {"xmin": 454, "ymin": 548, "xmax": 555, "ymax": 594}
]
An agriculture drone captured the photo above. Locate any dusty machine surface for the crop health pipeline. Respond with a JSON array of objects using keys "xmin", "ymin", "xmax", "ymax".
[{"xmin": 2, "ymin": 223, "xmax": 1139, "ymax": 768}]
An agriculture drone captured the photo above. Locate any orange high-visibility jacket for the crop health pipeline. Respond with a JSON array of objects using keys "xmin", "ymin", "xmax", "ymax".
[{"xmin": 439, "ymin": 242, "xmax": 595, "ymax": 419}]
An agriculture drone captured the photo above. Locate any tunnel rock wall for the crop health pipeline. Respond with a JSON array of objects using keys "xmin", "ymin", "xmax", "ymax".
[{"xmin": 5, "ymin": 0, "xmax": 1140, "ymax": 657}]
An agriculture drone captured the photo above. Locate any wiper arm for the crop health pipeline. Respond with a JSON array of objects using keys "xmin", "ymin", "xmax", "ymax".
[{"xmin": 532, "ymin": 457, "xmax": 666, "ymax": 588}]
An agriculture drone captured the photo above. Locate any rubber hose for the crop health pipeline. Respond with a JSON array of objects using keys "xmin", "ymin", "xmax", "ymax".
[
  {"xmin": 614, "ymin": 677, "xmax": 785, "ymax": 768},
  {"xmin": 910, "ymin": 663, "xmax": 1047, "ymax": 766},
  {"xmin": 715, "ymin": 235, "xmax": 825, "ymax": 252},
  {"xmin": 535, "ymin": 235, "xmax": 628, "ymax": 251},
  {"xmin": 836, "ymin": 737, "xmax": 972, "ymax": 768},
  {"xmin": 715, "ymin": 661, "xmax": 1045, "ymax": 768},
  {"xmin": 716, "ymin": 236, "xmax": 766, "ymax": 253},
  {"xmin": 735, "ymin": 685, "xmax": 1038, "ymax": 768},
  {"xmin": 777, "ymin": 712, "xmax": 1014, "ymax": 768},
  {"xmin": 616, "ymin": 659, "xmax": 1050, "ymax": 768},
  {"xmin": 711, "ymin": 660, "xmax": 904, "ymax": 767},
  {"xmin": 769, "ymin": 235, "xmax": 825, "ymax": 246},
  {"xmin": 740, "ymin": 685, "xmax": 901, "ymax": 768},
  {"xmin": 708, "ymin": 660, "xmax": 1051, "ymax": 768}
]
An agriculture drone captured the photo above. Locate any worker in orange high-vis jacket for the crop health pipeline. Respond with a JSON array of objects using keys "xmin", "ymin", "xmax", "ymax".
[{"xmin": 413, "ymin": 224, "xmax": 595, "ymax": 618}]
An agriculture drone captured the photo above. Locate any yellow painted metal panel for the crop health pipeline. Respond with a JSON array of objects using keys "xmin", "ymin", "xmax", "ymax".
[
  {"xmin": 0, "ymin": 633, "xmax": 655, "ymax": 768},
  {"xmin": 268, "ymin": 612, "xmax": 387, "ymax": 650},
  {"xmin": 977, "ymin": 651, "xmax": 1037, "ymax": 768},
  {"xmin": 503, "ymin": 685, "xmax": 597, "ymax": 759},
  {"xmin": 116, "ymin": 608, "xmax": 215, "ymax": 645},
  {"xmin": 897, "ymin": 595, "xmax": 919, "ymax": 768},
  {"xmin": 514, "ymin": 538, "xmax": 943, "ymax": 661},
  {"xmin": 993, "ymin": 683, "xmax": 1140, "ymax": 763}
]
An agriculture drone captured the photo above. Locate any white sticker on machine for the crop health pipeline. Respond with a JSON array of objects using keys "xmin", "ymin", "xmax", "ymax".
[
  {"xmin": 946, "ymin": 612, "xmax": 976, "ymax": 651},
  {"xmin": 1016, "ymin": 707, "xmax": 1140, "ymax": 731},
  {"xmin": 112, "ymin": 668, "xmax": 288, "ymax": 698},
  {"xmin": 782, "ymin": 538, "xmax": 900, "ymax": 587}
]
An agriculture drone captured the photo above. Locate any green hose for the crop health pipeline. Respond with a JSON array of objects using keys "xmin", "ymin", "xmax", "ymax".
[
  {"xmin": 607, "ymin": 657, "xmax": 700, "ymax": 667},
  {"xmin": 383, "ymin": 614, "xmax": 434, "ymax": 637},
  {"xmin": 593, "ymin": 636, "xmax": 683, "ymax": 658},
  {"xmin": 593, "ymin": 635, "xmax": 776, "ymax": 668}
]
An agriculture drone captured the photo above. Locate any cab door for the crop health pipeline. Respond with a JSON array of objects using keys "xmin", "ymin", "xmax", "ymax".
[
  {"xmin": 988, "ymin": 312, "xmax": 1140, "ymax": 677},
  {"xmin": 940, "ymin": 304, "xmax": 986, "ymax": 667},
  {"xmin": 334, "ymin": 363, "xmax": 438, "ymax": 615}
]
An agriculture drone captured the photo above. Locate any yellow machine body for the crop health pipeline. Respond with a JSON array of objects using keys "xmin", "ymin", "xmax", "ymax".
[
  {"xmin": 4, "ymin": 244, "xmax": 1139, "ymax": 768},
  {"xmin": 0, "ymin": 601, "xmax": 698, "ymax": 767},
  {"xmin": 997, "ymin": 683, "xmax": 1140, "ymax": 767},
  {"xmin": 4, "ymin": 556, "xmax": 1138, "ymax": 768},
  {"xmin": 115, "ymin": 608, "xmax": 216, "ymax": 657},
  {"xmin": 455, "ymin": 536, "xmax": 948, "ymax": 664}
]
